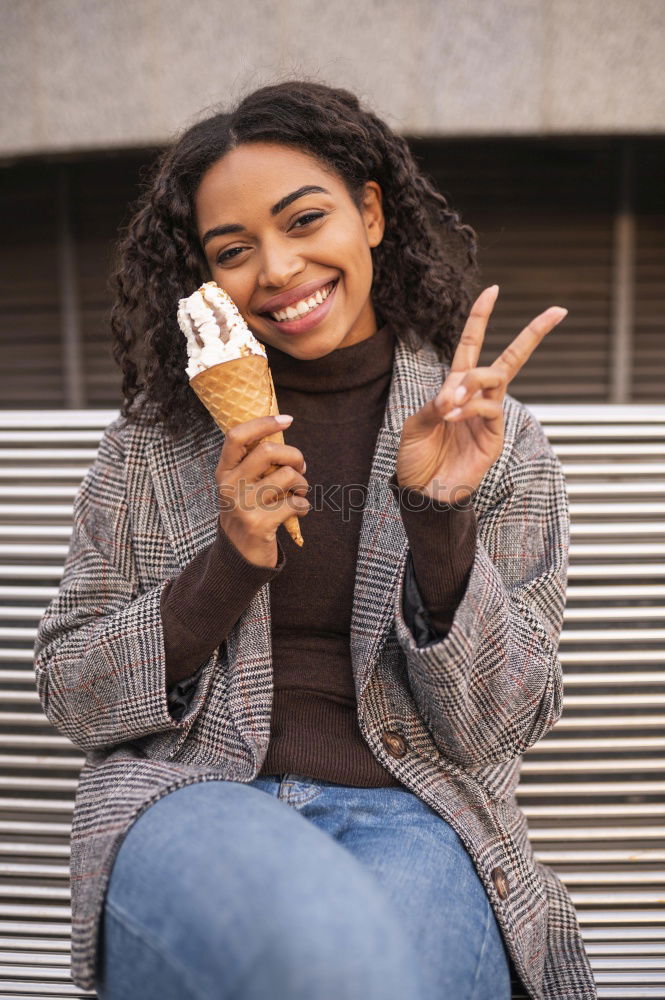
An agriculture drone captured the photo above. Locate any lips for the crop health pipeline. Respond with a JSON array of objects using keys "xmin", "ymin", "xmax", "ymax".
[
  {"xmin": 258, "ymin": 277, "xmax": 338, "ymax": 316},
  {"xmin": 260, "ymin": 276, "xmax": 339, "ymax": 334}
]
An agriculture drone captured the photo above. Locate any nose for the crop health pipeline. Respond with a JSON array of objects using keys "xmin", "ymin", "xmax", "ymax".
[{"xmin": 257, "ymin": 236, "xmax": 305, "ymax": 290}]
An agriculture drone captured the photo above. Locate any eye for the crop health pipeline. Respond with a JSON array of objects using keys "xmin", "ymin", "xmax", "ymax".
[
  {"xmin": 215, "ymin": 246, "xmax": 245, "ymax": 265},
  {"xmin": 292, "ymin": 211, "xmax": 325, "ymax": 228},
  {"xmin": 214, "ymin": 212, "xmax": 325, "ymax": 265}
]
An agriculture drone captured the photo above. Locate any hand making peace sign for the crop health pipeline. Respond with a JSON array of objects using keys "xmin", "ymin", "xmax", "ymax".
[{"xmin": 395, "ymin": 285, "xmax": 568, "ymax": 505}]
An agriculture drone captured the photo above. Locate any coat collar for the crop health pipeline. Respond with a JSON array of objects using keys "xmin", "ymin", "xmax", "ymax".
[{"xmin": 146, "ymin": 331, "xmax": 447, "ymax": 701}]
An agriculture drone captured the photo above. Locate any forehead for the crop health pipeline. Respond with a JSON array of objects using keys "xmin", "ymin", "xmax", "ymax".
[{"xmin": 194, "ymin": 142, "xmax": 342, "ymax": 228}]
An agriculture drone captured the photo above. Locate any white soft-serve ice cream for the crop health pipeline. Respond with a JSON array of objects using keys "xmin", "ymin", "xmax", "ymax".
[{"xmin": 177, "ymin": 281, "xmax": 267, "ymax": 378}]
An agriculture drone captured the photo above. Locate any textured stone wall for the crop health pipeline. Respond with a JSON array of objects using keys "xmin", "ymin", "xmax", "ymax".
[{"xmin": 2, "ymin": 0, "xmax": 663, "ymax": 156}]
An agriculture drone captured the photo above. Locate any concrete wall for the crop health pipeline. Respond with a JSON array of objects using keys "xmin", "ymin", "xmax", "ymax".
[{"xmin": 3, "ymin": 0, "xmax": 664, "ymax": 157}]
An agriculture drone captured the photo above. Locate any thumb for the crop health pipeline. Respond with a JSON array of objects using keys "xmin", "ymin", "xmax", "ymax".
[{"xmin": 405, "ymin": 392, "xmax": 447, "ymax": 434}]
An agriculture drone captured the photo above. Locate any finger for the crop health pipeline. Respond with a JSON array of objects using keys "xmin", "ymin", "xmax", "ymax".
[
  {"xmin": 217, "ymin": 415, "xmax": 294, "ymax": 472},
  {"xmin": 443, "ymin": 397, "xmax": 504, "ymax": 435},
  {"xmin": 491, "ymin": 307, "xmax": 568, "ymax": 383},
  {"xmin": 268, "ymin": 493, "xmax": 311, "ymax": 528},
  {"xmin": 436, "ymin": 368, "xmax": 506, "ymax": 410},
  {"xmin": 450, "ymin": 285, "xmax": 499, "ymax": 373},
  {"xmin": 252, "ymin": 466, "xmax": 310, "ymax": 507},
  {"xmin": 237, "ymin": 441, "xmax": 306, "ymax": 482}
]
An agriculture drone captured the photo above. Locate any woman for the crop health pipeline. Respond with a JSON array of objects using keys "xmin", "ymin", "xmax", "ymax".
[{"xmin": 33, "ymin": 80, "xmax": 596, "ymax": 999}]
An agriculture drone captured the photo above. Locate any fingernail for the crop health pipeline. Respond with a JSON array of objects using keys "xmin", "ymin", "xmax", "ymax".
[
  {"xmin": 453, "ymin": 385, "xmax": 467, "ymax": 404},
  {"xmin": 303, "ymin": 460, "xmax": 307, "ymax": 473},
  {"xmin": 444, "ymin": 407, "xmax": 462, "ymax": 420},
  {"xmin": 275, "ymin": 414, "xmax": 293, "ymax": 425},
  {"xmin": 549, "ymin": 308, "xmax": 568, "ymax": 327}
]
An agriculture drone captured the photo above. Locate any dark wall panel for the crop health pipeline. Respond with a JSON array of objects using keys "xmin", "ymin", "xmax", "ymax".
[
  {"xmin": 633, "ymin": 145, "xmax": 665, "ymax": 402},
  {"xmin": 0, "ymin": 164, "xmax": 63, "ymax": 406},
  {"xmin": 1, "ymin": 139, "xmax": 663, "ymax": 408},
  {"xmin": 414, "ymin": 138, "xmax": 617, "ymax": 402}
]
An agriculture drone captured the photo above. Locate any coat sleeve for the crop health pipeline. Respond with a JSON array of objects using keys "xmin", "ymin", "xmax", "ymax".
[
  {"xmin": 393, "ymin": 405, "xmax": 569, "ymax": 769},
  {"xmin": 33, "ymin": 421, "xmax": 217, "ymax": 752}
]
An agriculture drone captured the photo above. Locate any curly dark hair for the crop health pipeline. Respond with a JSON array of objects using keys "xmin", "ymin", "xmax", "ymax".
[{"xmin": 110, "ymin": 79, "xmax": 481, "ymax": 438}]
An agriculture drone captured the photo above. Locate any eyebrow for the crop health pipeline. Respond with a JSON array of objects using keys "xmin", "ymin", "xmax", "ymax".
[{"xmin": 201, "ymin": 185, "xmax": 331, "ymax": 246}]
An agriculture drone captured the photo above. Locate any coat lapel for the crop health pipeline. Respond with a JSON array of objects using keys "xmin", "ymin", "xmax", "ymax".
[
  {"xmin": 351, "ymin": 332, "xmax": 446, "ymax": 700},
  {"xmin": 146, "ymin": 419, "xmax": 275, "ymax": 694},
  {"xmin": 146, "ymin": 424, "xmax": 224, "ymax": 569},
  {"xmin": 146, "ymin": 332, "xmax": 447, "ymax": 697}
]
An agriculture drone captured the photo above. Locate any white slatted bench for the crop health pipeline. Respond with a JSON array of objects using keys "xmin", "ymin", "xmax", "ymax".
[{"xmin": 1, "ymin": 406, "xmax": 664, "ymax": 1000}]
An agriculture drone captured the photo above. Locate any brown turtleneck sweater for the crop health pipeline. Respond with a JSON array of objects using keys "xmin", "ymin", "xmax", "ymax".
[{"xmin": 160, "ymin": 323, "xmax": 477, "ymax": 786}]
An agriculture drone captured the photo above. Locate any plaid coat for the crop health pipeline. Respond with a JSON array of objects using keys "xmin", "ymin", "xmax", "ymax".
[{"xmin": 33, "ymin": 331, "xmax": 596, "ymax": 998}]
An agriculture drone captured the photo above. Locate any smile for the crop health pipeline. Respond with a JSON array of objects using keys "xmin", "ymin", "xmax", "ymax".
[
  {"xmin": 262, "ymin": 279, "xmax": 339, "ymax": 335},
  {"xmin": 268, "ymin": 280, "xmax": 337, "ymax": 322}
]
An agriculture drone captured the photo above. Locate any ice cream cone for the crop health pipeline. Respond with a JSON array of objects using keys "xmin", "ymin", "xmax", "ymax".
[{"xmin": 190, "ymin": 354, "xmax": 304, "ymax": 547}]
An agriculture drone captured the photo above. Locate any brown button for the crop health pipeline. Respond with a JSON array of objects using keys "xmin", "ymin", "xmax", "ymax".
[
  {"xmin": 491, "ymin": 866, "xmax": 510, "ymax": 900},
  {"xmin": 382, "ymin": 731, "xmax": 408, "ymax": 758}
]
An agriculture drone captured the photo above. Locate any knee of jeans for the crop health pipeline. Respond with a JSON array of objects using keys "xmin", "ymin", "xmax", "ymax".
[
  {"xmin": 260, "ymin": 864, "xmax": 417, "ymax": 975},
  {"xmin": 232, "ymin": 895, "xmax": 420, "ymax": 1000}
]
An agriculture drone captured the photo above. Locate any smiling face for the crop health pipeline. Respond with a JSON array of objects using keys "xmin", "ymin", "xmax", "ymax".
[{"xmin": 194, "ymin": 142, "xmax": 385, "ymax": 359}]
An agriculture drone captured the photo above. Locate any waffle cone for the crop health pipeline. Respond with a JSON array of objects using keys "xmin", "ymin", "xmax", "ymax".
[{"xmin": 190, "ymin": 355, "xmax": 304, "ymax": 547}]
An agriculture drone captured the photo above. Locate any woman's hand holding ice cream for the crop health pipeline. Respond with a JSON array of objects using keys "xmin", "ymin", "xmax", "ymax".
[
  {"xmin": 177, "ymin": 281, "xmax": 305, "ymax": 547},
  {"xmin": 395, "ymin": 285, "xmax": 568, "ymax": 505},
  {"xmin": 215, "ymin": 415, "xmax": 310, "ymax": 568}
]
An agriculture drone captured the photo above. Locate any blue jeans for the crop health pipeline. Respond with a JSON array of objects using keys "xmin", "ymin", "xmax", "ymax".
[{"xmin": 95, "ymin": 774, "xmax": 513, "ymax": 999}]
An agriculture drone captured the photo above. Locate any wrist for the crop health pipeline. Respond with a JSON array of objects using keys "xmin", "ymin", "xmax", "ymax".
[
  {"xmin": 219, "ymin": 517, "xmax": 277, "ymax": 569},
  {"xmin": 388, "ymin": 473, "xmax": 476, "ymax": 512}
]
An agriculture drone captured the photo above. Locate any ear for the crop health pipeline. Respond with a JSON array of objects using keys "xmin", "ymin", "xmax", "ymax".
[{"xmin": 361, "ymin": 180, "xmax": 385, "ymax": 248}]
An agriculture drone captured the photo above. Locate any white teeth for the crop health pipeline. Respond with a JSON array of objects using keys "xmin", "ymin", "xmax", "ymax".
[{"xmin": 270, "ymin": 281, "xmax": 334, "ymax": 322}]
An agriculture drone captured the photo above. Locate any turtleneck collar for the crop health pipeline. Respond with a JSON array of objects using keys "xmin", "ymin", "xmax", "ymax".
[{"xmin": 264, "ymin": 322, "xmax": 396, "ymax": 393}]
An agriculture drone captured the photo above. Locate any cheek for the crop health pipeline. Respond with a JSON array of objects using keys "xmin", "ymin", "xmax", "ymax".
[
  {"xmin": 213, "ymin": 274, "xmax": 251, "ymax": 307},
  {"xmin": 317, "ymin": 222, "xmax": 370, "ymax": 274}
]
